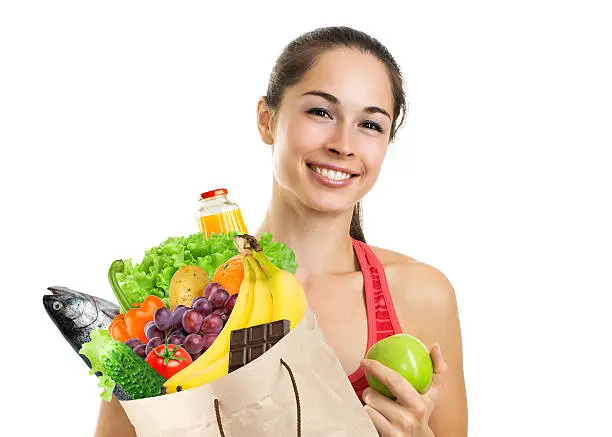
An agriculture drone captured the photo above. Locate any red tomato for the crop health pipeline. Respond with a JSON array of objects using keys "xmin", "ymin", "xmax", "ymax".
[{"xmin": 145, "ymin": 343, "xmax": 193, "ymax": 379}]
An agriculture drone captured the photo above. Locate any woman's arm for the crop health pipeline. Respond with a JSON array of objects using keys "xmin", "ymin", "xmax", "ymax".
[
  {"xmin": 387, "ymin": 258, "xmax": 469, "ymax": 436},
  {"xmin": 94, "ymin": 396, "xmax": 137, "ymax": 437},
  {"xmin": 420, "ymin": 268, "xmax": 468, "ymax": 437}
]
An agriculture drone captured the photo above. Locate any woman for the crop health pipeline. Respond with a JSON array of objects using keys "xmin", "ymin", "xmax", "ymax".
[{"xmin": 96, "ymin": 26, "xmax": 468, "ymax": 437}]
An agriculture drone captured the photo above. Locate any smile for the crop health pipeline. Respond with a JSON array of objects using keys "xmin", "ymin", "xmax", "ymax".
[{"xmin": 306, "ymin": 162, "xmax": 360, "ymax": 187}]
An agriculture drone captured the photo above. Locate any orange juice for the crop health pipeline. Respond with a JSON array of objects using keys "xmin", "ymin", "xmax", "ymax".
[
  {"xmin": 195, "ymin": 188, "xmax": 247, "ymax": 238},
  {"xmin": 198, "ymin": 209, "xmax": 247, "ymax": 238}
]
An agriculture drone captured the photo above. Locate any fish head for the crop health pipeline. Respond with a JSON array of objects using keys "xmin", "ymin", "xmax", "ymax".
[
  {"xmin": 43, "ymin": 286, "xmax": 121, "ymax": 356},
  {"xmin": 43, "ymin": 286, "xmax": 99, "ymax": 330}
]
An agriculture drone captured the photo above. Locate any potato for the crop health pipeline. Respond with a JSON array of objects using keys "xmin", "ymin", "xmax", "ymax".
[{"xmin": 169, "ymin": 265, "xmax": 210, "ymax": 310}]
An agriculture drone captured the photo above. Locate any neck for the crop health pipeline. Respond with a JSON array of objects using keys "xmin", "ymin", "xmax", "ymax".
[{"xmin": 255, "ymin": 181, "xmax": 358, "ymax": 277}]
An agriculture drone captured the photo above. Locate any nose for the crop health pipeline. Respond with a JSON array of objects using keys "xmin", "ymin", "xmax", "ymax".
[
  {"xmin": 328, "ymin": 145, "xmax": 354, "ymax": 157},
  {"xmin": 327, "ymin": 125, "xmax": 354, "ymax": 157}
]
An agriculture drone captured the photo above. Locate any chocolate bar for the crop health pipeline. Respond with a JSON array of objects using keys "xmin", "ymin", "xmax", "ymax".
[{"xmin": 228, "ymin": 319, "xmax": 290, "ymax": 373}]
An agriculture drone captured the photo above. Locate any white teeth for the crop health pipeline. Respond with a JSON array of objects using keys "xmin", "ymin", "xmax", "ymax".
[{"xmin": 311, "ymin": 165, "xmax": 352, "ymax": 181}]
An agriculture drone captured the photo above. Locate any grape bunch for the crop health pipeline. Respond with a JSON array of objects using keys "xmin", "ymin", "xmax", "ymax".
[{"xmin": 123, "ymin": 282, "xmax": 238, "ymax": 362}]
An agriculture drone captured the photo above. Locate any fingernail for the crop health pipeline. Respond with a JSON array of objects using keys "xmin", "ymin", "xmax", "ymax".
[
  {"xmin": 361, "ymin": 359, "xmax": 371, "ymax": 367},
  {"xmin": 363, "ymin": 387, "xmax": 373, "ymax": 401}
]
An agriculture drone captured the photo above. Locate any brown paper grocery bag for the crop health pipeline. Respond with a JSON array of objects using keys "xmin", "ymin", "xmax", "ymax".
[{"xmin": 120, "ymin": 307, "xmax": 378, "ymax": 436}]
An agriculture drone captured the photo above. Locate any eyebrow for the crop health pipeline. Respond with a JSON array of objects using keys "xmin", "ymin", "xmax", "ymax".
[{"xmin": 301, "ymin": 90, "xmax": 392, "ymax": 120}]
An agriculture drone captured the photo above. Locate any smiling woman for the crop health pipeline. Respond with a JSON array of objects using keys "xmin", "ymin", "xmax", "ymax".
[{"xmin": 252, "ymin": 27, "xmax": 468, "ymax": 437}]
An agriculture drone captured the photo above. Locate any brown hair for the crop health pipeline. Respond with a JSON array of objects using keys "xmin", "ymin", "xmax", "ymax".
[{"xmin": 263, "ymin": 26, "xmax": 408, "ymax": 243}]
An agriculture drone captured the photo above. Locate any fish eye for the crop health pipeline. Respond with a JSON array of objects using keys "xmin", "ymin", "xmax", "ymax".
[{"xmin": 52, "ymin": 301, "xmax": 63, "ymax": 311}]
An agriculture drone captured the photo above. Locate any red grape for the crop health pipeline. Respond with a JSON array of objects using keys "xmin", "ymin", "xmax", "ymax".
[
  {"xmin": 125, "ymin": 338, "xmax": 143, "ymax": 350},
  {"xmin": 190, "ymin": 351, "xmax": 203, "ymax": 361},
  {"xmin": 184, "ymin": 333, "xmax": 205, "ymax": 355},
  {"xmin": 200, "ymin": 314, "xmax": 224, "ymax": 334},
  {"xmin": 172, "ymin": 306, "xmax": 189, "ymax": 330},
  {"xmin": 193, "ymin": 298, "xmax": 213, "ymax": 317},
  {"xmin": 133, "ymin": 344, "xmax": 147, "ymax": 359},
  {"xmin": 202, "ymin": 333, "xmax": 218, "ymax": 350},
  {"xmin": 154, "ymin": 307, "xmax": 172, "ymax": 331},
  {"xmin": 145, "ymin": 323, "xmax": 164, "ymax": 341},
  {"xmin": 223, "ymin": 294, "xmax": 238, "ymax": 315},
  {"xmin": 182, "ymin": 309, "xmax": 204, "ymax": 334},
  {"xmin": 213, "ymin": 308, "xmax": 227, "ymax": 322},
  {"xmin": 145, "ymin": 337, "xmax": 164, "ymax": 355},
  {"xmin": 209, "ymin": 288, "xmax": 230, "ymax": 309},
  {"xmin": 204, "ymin": 282, "xmax": 223, "ymax": 299},
  {"xmin": 167, "ymin": 331, "xmax": 186, "ymax": 345}
]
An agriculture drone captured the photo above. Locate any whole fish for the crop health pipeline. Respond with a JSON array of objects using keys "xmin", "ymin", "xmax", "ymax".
[{"xmin": 43, "ymin": 286, "xmax": 131, "ymax": 401}]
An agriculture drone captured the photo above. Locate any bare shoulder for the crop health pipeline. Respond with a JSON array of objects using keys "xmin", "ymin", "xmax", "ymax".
[
  {"xmin": 369, "ymin": 245, "xmax": 458, "ymax": 336},
  {"xmin": 369, "ymin": 245, "xmax": 419, "ymax": 265},
  {"xmin": 369, "ymin": 245, "xmax": 455, "ymax": 298}
]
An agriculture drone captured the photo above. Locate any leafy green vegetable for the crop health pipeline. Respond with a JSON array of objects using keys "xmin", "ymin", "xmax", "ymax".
[
  {"xmin": 257, "ymin": 233, "xmax": 298, "ymax": 274},
  {"xmin": 115, "ymin": 232, "xmax": 298, "ymax": 308},
  {"xmin": 80, "ymin": 329, "xmax": 116, "ymax": 401},
  {"xmin": 97, "ymin": 375, "xmax": 116, "ymax": 403}
]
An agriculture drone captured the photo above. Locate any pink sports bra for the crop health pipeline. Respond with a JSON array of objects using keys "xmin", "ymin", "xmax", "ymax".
[{"xmin": 349, "ymin": 238, "xmax": 407, "ymax": 404}]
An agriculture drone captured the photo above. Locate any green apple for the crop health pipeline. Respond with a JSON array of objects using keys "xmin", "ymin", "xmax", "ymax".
[{"xmin": 365, "ymin": 334, "xmax": 434, "ymax": 398}]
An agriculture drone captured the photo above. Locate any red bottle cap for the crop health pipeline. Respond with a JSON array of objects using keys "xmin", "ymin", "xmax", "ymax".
[{"xmin": 200, "ymin": 188, "xmax": 228, "ymax": 200}]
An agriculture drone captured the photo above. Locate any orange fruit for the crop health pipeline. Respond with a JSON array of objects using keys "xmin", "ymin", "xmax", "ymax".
[{"xmin": 212, "ymin": 255, "xmax": 244, "ymax": 296}]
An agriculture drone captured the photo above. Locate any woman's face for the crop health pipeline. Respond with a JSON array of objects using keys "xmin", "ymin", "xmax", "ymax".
[{"xmin": 258, "ymin": 47, "xmax": 395, "ymax": 215}]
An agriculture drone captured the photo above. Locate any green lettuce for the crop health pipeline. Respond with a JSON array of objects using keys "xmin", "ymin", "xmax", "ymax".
[
  {"xmin": 115, "ymin": 232, "xmax": 298, "ymax": 308},
  {"xmin": 79, "ymin": 329, "xmax": 116, "ymax": 402}
]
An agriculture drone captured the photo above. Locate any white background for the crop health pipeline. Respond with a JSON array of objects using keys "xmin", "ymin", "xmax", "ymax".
[{"xmin": 2, "ymin": 1, "xmax": 611, "ymax": 436}]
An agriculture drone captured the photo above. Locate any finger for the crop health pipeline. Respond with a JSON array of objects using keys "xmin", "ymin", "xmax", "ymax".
[
  {"xmin": 362, "ymin": 359, "xmax": 422, "ymax": 408},
  {"xmin": 430, "ymin": 343, "xmax": 448, "ymax": 374},
  {"xmin": 363, "ymin": 387, "xmax": 421, "ymax": 430},
  {"xmin": 426, "ymin": 343, "xmax": 448, "ymax": 403},
  {"xmin": 364, "ymin": 404, "xmax": 396, "ymax": 437}
]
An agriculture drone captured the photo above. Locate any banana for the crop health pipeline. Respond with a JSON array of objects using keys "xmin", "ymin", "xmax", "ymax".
[
  {"xmin": 175, "ymin": 352, "xmax": 230, "ymax": 392},
  {"xmin": 248, "ymin": 236, "xmax": 307, "ymax": 330},
  {"xmin": 246, "ymin": 255, "xmax": 274, "ymax": 327},
  {"xmin": 163, "ymin": 254, "xmax": 255, "ymax": 393}
]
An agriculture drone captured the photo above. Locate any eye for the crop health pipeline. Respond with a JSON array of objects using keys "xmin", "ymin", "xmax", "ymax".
[
  {"xmin": 306, "ymin": 108, "xmax": 332, "ymax": 119},
  {"xmin": 361, "ymin": 121, "xmax": 383, "ymax": 133},
  {"xmin": 52, "ymin": 301, "xmax": 63, "ymax": 311}
]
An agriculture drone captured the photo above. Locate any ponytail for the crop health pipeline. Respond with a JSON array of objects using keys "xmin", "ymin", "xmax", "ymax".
[{"xmin": 349, "ymin": 201, "xmax": 366, "ymax": 243}]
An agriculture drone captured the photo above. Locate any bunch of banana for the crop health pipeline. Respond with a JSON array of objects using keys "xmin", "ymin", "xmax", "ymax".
[{"xmin": 162, "ymin": 234, "xmax": 307, "ymax": 394}]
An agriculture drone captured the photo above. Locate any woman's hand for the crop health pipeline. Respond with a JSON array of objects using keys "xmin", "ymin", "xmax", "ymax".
[{"xmin": 362, "ymin": 343, "xmax": 448, "ymax": 437}]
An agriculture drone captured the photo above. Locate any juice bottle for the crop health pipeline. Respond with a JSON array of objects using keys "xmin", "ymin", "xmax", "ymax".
[{"xmin": 195, "ymin": 188, "xmax": 247, "ymax": 238}]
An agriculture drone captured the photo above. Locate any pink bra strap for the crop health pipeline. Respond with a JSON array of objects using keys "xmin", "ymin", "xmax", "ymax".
[
  {"xmin": 351, "ymin": 239, "xmax": 378, "ymax": 349},
  {"xmin": 367, "ymin": 245, "xmax": 403, "ymax": 334},
  {"xmin": 353, "ymin": 239, "xmax": 403, "ymax": 335}
]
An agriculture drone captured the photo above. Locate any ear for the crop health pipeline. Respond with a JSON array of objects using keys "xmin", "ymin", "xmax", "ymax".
[{"xmin": 256, "ymin": 97, "xmax": 275, "ymax": 145}]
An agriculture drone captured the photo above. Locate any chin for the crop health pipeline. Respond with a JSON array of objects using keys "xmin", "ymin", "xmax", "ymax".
[{"xmin": 299, "ymin": 187, "xmax": 359, "ymax": 215}]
